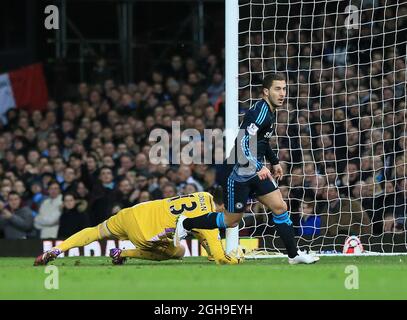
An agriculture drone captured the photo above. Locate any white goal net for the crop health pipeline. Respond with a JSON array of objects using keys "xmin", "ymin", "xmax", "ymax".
[{"xmin": 236, "ymin": 0, "xmax": 407, "ymax": 255}]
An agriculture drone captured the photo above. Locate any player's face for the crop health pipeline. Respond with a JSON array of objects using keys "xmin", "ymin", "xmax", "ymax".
[{"xmin": 264, "ymin": 80, "xmax": 287, "ymax": 107}]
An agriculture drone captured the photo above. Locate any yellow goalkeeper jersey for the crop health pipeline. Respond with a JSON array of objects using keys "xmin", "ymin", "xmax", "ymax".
[
  {"xmin": 134, "ymin": 192, "xmax": 217, "ymax": 240},
  {"xmin": 106, "ymin": 192, "xmax": 237, "ymax": 264}
]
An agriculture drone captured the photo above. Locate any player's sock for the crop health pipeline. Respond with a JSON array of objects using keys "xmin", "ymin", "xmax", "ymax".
[
  {"xmin": 272, "ymin": 211, "xmax": 298, "ymax": 258},
  {"xmin": 183, "ymin": 212, "xmax": 226, "ymax": 231},
  {"xmin": 55, "ymin": 227, "xmax": 100, "ymax": 252}
]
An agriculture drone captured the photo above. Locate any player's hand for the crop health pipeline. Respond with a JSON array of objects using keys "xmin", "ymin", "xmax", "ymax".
[
  {"xmin": 257, "ymin": 166, "xmax": 273, "ymax": 181},
  {"xmin": 272, "ymin": 164, "xmax": 284, "ymax": 182}
]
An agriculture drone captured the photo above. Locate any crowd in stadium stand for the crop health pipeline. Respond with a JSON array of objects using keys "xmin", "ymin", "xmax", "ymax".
[
  {"xmin": 0, "ymin": 2, "xmax": 406, "ymax": 240},
  {"xmin": 241, "ymin": 3, "xmax": 407, "ymax": 238},
  {"xmin": 0, "ymin": 45, "xmax": 227, "ymax": 240}
]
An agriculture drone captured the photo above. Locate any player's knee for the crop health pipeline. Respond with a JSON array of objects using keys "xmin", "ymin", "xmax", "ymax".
[{"xmin": 272, "ymin": 201, "xmax": 288, "ymax": 215}]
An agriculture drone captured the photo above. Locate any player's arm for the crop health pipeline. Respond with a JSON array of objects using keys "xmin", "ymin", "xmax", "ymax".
[
  {"xmin": 192, "ymin": 229, "xmax": 242, "ymax": 265},
  {"xmin": 239, "ymin": 108, "xmax": 266, "ymax": 173},
  {"xmin": 265, "ymin": 142, "xmax": 279, "ymax": 166},
  {"xmin": 240, "ymin": 105, "xmax": 274, "ymax": 180},
  {"xmin": 265, "ymin": 142, "xmax": 283, "ymax": 181}
]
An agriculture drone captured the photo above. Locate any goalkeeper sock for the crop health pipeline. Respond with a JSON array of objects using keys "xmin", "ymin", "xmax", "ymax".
[
  {"xmin": 272, "ymin": 211, "xmax": 298, "ymax": 258},
  {"xmin": 55, "ymin": 227, "xmax": 101, "ymax": 252},
  {"xmin": 183, "ymin": 212, "xmax": 226, "ymax": 230}
]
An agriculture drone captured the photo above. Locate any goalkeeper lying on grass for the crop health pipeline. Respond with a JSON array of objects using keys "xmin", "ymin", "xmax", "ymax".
[{"xmin": 34, "ymin": 191, "xmax": 241, "ymax": 266}]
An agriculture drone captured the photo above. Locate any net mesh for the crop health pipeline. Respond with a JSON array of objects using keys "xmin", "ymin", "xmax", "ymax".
[{"xmin": 237, "ymin": 0, "xmax": 407, "ymax": 254}]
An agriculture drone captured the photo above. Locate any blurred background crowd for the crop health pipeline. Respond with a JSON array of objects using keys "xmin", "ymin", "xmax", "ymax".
[
  {"xmin": 0, "ymin": 46, "xmax": 226, "ymax": 239},
  {"xmin": 0, "ymin": 0, "xmax": 406, "ymax": 241}
]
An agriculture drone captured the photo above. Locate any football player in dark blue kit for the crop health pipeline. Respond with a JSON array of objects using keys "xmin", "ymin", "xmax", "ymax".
[{"xmin": 176, "ymin": 73, "xmax": 319, "ymax": 264}]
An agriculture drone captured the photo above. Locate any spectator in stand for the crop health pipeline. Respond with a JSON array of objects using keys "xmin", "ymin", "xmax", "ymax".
[
  {"xmin": 184, "ymin": 183, "xmax": 198, "ymax": 194},
  {"xmin": 134, "ymin": 153, "xmax": 149, "ymax": 175},
  {"xmin": 112, "ymin": 178, "xmax": 137, "ymax": 212},
  {"xmin": 14, "ymin": 180, "xmax": 30, "ymax": 203},
  {"xmin": 88, "ymin": 166, "xmax": 116, "ymax": 226},
  {"xmin": 0, "ymin": 192, "xmax": 33, "ymax": 239},
  {"xmin": 53, "ymin": 157, "xmax": 66, "ymax": 184},
  {"xmin": 166, "ymin": 55, "xmax": 186, "ymax": 81},
  {"xmin": 69, "ymin": 153, "xmax": 83, "ymax": 175},
  {"xmin": 118, "ymin": 153, "xmax": 135, "ymax": 177},
  {"xmin": 82, "ymin": 154, "xmax": 99, "ymax": 186},
  {"xmin": 134, "ymin": 172, "xmax": 150, "ymax": 193},
  {"xmin": 381, "ymin": 179, "xmax": 406, "ymax": 233},
  {"xmin": 207, "ymin": 70, "xmax": 225, "ymax": 105},
  {"xmin": 202, "ymin": 167, "xmax": 217, "ymax": 192},
  {"xmin": 61, "ymin": 167, "xmax": 77, "ymax": 193},
  {"xmin": 91, "ymin": 57, "xmax": 114, "ymax": 85},
  {"xmin": 58, "ymin": 192, "xmax": 90, "ymax": 239},
  {"xmin": 297, "ymin": 197, "xmax": 321, "ymax": 236},
  {"xmin": 338, "ymin": 162, "xmax": 361, "ymax": 197},
  {"xmin": 138, "ymin": 190, "xmax": 151, "ymax": 203},
  {"xmin": 27, "ymin": 180, "xmax": 44, "ymax": 216},
  {"xmin": 176, "ymin": 165, "xmax": 203, "ymax": 193},
  {"xmin": 162, "ymin": 183, "xmax": 177, "ymax": 198},
  {"xmin": 320, "ymin": 184, "xmax": 372, "ymax": 237},
  {"xmin": 34, "ymin": 181, "xmax": 63, "ymax": 239},
  {"xmin": 73, "ymin": 181, "xmax": 90, "ymax": 214},
  {"xmin": 393, "ymin": 178, "xmax": 407, "ymax": 231}
]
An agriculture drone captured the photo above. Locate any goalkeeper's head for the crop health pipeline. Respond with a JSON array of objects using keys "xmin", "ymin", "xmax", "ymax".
[{"xmin": 262, "ymin": 73, "xmax": 287, "ymax": 108}]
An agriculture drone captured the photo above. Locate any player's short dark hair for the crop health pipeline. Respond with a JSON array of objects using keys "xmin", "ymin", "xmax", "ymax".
[{"xmin": 262, "ymin": 73, "xmax": 286, "ymax": 89}]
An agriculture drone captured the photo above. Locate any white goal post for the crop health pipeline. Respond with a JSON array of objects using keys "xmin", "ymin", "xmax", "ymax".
[
  {"xmin": 225, "ymin": 0, "xmax": 407, "ymax": 257},
  {"xmin": 225, "ymin": 0, "xmax": 240, "ymax": 254}
]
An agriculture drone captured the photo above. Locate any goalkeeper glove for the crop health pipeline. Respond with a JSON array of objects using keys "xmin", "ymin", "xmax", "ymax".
[{"xmin": 216, "ymin": 254, "xmax": 243, "ymax": 265}]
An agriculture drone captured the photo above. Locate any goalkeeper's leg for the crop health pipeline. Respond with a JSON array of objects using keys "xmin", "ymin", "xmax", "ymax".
[
  {"xmin": 110, "ymin": 244, "xmax": 185, "ymax": 265},
  {"xmin": 34, "ymin": 220, "xmax": 120, "ymax": 266},
  {"xmin": 123, "ymin": 246, "xmax": 185, "ymax": 261},
  {"xmin": 56, "ymin": 223, "xmax": 110, "ymax": 252}
]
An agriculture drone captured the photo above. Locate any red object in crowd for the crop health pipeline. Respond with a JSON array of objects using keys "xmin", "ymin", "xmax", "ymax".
[{"xmin": 0, "ymin": 63, "xmax": 48, "ymax": 118}]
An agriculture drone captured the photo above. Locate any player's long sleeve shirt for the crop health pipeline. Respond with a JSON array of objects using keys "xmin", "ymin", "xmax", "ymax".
[{"xmin": 229, "ymin": 99, "xmax": 279, "ymax": 182}]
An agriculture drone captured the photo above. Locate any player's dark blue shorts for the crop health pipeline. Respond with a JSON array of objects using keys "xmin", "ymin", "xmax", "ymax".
[{"xmin": 216, "ymin": 163, "xmax": 279, "ymax": 213}]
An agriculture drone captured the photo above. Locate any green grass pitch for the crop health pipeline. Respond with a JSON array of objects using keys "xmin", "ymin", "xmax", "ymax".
[{"xmin": 0, "ymin": 256, "xmax": 406, "ymax": 299}]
